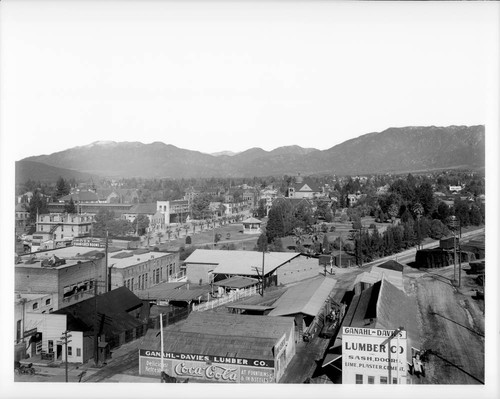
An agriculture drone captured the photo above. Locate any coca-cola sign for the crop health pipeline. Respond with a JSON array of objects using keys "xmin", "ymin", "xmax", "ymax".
[
  {"xmin": 174, "ymin": 362, "xmax": 238, "ymax": 382},
  {"xmin": 139, "ymin": 355, "xmax": 275, "ymax": 383}
]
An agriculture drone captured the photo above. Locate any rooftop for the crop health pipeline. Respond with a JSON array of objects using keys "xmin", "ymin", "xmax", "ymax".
[
  {"xmin": 183, "ymin": 249, "xmax": 300, "ymax": 277},
  {"xmin": 126, "ymin": 203, "xmax": 158, "ymax": 215},
  {"xmin": 108, "ymin": 250, "xmax": 173, "ymax": 269},
  {"xmin": 341, "ymin": 278, "xmax": 419, "ymax": 347},
  {"xmin": 268, "ymin": 276, "xmax": 337, "ymax": 317},
  {"xmin": 140, "ymin": 312, "xmax": 294, "ymax": 360}
]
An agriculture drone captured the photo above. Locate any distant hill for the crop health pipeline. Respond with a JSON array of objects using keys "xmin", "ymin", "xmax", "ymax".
[
  {"xmin": 20, "ymin": 125, "xmax": 485, "ymax": 179},
  {"xmin": 210, "ymin": 151, "xmax": 238, "ymax": 157},
  {"xmin": 15, "ymin": 160, "xmax": 98, "ymax": 184}
]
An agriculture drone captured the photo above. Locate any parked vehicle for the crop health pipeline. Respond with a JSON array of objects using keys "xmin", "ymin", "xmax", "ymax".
[{"xmin": 14, "ymin": 361, "xmax": 36, "ymax": 375}]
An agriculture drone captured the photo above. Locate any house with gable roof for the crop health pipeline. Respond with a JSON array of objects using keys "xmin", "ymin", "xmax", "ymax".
[{"xmin": 287, "ymin": 174, "xmax": 324, "ymax": 199}]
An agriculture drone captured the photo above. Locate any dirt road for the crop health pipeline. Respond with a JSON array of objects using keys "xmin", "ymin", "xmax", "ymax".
[{"xmin": 406, "ymin": 265, "xmax": 484, "ymax": 384}]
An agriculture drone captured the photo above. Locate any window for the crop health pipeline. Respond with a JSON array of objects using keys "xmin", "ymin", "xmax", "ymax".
[
  {"xmin": 68, "ymin": 346, "xmax": 72, "ymax": 356},
  {"xmin": 32, "ymin": 302, "xmax": 38, "ymax": 310},
  {"xmin": 77, "ymin": 348, "xmax": 81, "ymax": 357},
  {"xmin": 131, "ymin": 278, "xmax": 134, "ymax": 291},
  {"xmin": 380, "ymin": 376, "xmax": 388, "ymax": 384},
  {"xmin": 48, "ymin": 340, "xmax": 54, "ymax": 353},
  {"xmin": 368, "ymin": 376, "xmax": 375, "ymax": 384},
  {"xmin": 45, "ymin": 298, "xmax": 51, "ymax": 305},
  {"xmin": 393, "ymin": 377, "xmax": 398, "ymax": 384},
  {"xmin": 355, "ymin": 374, "xmax": 363, "ymax": 384}
]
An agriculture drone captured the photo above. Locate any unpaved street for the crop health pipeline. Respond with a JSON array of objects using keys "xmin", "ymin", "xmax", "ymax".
[{"xmin": 407, "ymin": 265, "xmax": 484, "ymax": 384}]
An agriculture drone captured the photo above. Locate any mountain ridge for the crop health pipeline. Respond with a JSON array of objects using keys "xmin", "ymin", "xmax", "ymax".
[{"xmin": 19, "ymin": 125, "xmax": 485, "ymax": 181}]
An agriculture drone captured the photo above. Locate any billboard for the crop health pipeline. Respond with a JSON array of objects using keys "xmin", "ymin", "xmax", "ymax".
[
  {"xmin": 342, "ymin": 327, "xmax": 408, "ymax": 384},
  {"xmin": 139, "ymin": 349, "xmax": 275, "ymax": 383},
  {"xmin": 72, "ymin": 238, "xmax": 109, "ymax": 248}
]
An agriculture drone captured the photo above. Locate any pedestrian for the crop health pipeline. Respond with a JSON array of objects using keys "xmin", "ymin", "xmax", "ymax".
[{"xmin": 413, "ymin": 353, "xmax": 424, "ymax": 378}]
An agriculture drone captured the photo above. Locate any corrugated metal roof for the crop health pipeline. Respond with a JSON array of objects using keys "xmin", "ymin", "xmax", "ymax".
[
  {"xmin": 268, "ymin": 276, "xmax": 337, "ymax": 317},
  {"xmin": 135, "ymin": 282, "xmax": 188, "ymax": 300},
  {"xmin": 140, "ymin": 312, "xmax": 294, "ymax": 360},
  {"xmin": 340, "ymin": 278, "xmax": 419, "ymax": 349},
  {"xmin": 179, "ymin": 312, "xmax": 293, "ymax": 340},
  {"xmin": 184, "ymin": 249, "xmax": 299, "ymax": 277},
  {"xmin": 214, "ymin": 276, "xmax": 258, "ymax": 289},
  {"xmin": 141, "ymin": 329, "xmax": 277, "ymax": 360}
]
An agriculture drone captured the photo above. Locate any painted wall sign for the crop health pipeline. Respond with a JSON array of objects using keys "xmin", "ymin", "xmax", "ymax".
[
  {"xmin": 72, "ymin": 238, "xmax": 108, "ymax": 248},
  {"xmin": 139, "ymin": 350, "xmax": 275, "ymax": 383},
  {"xmin": 342, "ymin": 327, "xmax": 408, "ymax": 383}
]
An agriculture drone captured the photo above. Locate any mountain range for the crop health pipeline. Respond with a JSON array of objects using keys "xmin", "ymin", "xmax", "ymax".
[{"xmin": 17, "ymin": 125, "xmax": 485, "ymax": 182}]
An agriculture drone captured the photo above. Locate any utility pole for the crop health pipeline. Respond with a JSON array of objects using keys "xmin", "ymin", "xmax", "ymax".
[
  {"xmin": 60, "ymin": 330, "xmax": 72, "ymax": 382},
  {"xmin": 94, "ymin": 282, "xmax": 99, "ymax": 367},
  {"xmin": 105, "ymin": 230, "xmax": 109, "ymax": 293},
  {"xmin": 261, "ymin": 246, "xmax": 265, "ymax": 296},
  {"xmin": 160, "ymin": 313, "xmax": 164, "ymax": 374},
  {"xmin": 449, "ymin": 216, "xmax": 459, "ymax": 286},
  {"xmin": 339, "ymin": 232, "xmax": 342, "ymax": 268}
]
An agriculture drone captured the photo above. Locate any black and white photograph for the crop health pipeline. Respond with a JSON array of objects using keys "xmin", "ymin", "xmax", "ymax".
[{"xmin": 1, "ymin": 1, "xmax": 498, "ymax": 398}]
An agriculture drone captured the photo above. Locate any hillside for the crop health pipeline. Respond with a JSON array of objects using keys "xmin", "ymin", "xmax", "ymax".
[
  {"xmin": 15, "ymin": 160, "xmax": 98, "ymax": 184},
  {"xmin": 20, "ymin": 125, "xmax": 485, "ymax": 179}
]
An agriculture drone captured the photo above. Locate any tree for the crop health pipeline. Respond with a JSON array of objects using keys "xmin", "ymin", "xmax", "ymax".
[
  {"xmin": 63, "ymin": 197, "xmax": 77, "ymax": 214},
  {"xmin": 266, "ymin": 200, "xmax": 294, "ymax": 242},
  {"xmin": 256, "ymin": 199, "xmax": 267, "ymax": 218},
  {"xmin": 133, "ymin": 214, "xmax": 150, "ymax": 236},
  {"xmin": 24, "ymin": 190, "xmax": 49, "ymax": 224},
  {"xmin": 93, "ymin": 209, "xmax": 115, "ymax": 237},
  {"xmin": 416, "ymin": 181, "xmax": 435, "ymax": 216},
  {"xmin": 469, "ymin": 204, "xmax": 483, "ymax": 226},
  {"xmin": 429, "ymin": 219, "xmax": 449, "ymax": 239},
  {"xmin": 55, "ymin": 177, "xmax": 71, "ymax": 198},
  {"xmin": 322, "ymin": 234, "xmax": 330, "ymax": 253},
  {"xmin": 191, "ymin": 194, "xmax": 212, "ymax": 219},
  {"xmin": 269, "ymin": 237, "xmax": 284, "ymax": 252},
  {"xmin": 387, "ymin": 203, "xmax": 399, "ymax": 223},
  {"xmin": 256, "ymin": 233, "xmax": 268, "ymax": 252},
  {"xmin": 454, "ymin": 199, "xmax": 470, "ymax": 227},
  {"xmin": 435, "ymin": 201, "xmax": 451, "ymax": 223}
]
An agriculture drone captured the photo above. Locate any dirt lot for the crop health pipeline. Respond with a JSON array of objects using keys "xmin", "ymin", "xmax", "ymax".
[{"xmin": 405, "ymin": 264, "xmax": 485, "ymax": 384}]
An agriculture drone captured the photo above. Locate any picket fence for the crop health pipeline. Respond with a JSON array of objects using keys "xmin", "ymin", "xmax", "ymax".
[{"xmin": 192, "ymin": 285, "xmax": 258, "ymax": 312}]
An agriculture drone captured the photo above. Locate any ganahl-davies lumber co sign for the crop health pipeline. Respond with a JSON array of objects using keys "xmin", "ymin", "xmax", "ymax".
[
  {"xmin": 139, "ymin": 350, "xmax": 275, "ymax": 383},
  {"xmin": 342, "ymin": 327, "xmax": 408, "ymax": 383}
]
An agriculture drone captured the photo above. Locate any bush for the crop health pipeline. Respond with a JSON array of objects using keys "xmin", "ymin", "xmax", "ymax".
[{"xmin": 185, "ymin": 236, "xmax": 192, "ymax": 245}]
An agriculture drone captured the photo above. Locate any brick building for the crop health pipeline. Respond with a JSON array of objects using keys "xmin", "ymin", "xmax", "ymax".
[{"xmin": 16, "ymin": 252, "xmax": 107, "ymax": 310}]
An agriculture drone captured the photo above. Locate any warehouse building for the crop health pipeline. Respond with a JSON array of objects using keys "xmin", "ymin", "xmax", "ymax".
[
  {"xmin": 139, "ymin": 312, "xmax": 295, "ymax": 383},
  {"xmin": 268, "ymin": 276, "xmax": 338, "ymax": 341},
  {"xmin": 183, "ymin": 249, "xmax": 322, "ymax": 287},
  {"xmin": 322, "ymin": 277, "xmax": 419, "ymax": 384}
]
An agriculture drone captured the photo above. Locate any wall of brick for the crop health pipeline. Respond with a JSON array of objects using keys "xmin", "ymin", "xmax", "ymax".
[
  {"xmin": 110, "ymin": 252, "xmax": 179, "ymax": 293},
  {"xmin": 16, "ymin": 267, "xmax": 59, "ymax": 294}
]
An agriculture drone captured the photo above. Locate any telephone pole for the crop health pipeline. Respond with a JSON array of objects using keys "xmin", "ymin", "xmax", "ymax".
[{"xmin": 60, "ymin": 330, "xmax": 72, "ymax": 382}]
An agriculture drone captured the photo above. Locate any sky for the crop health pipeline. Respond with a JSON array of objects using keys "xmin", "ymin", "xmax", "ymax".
[{"xmin": 1, "ymin": 1, "xmax": 499, "ymax": 161}]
